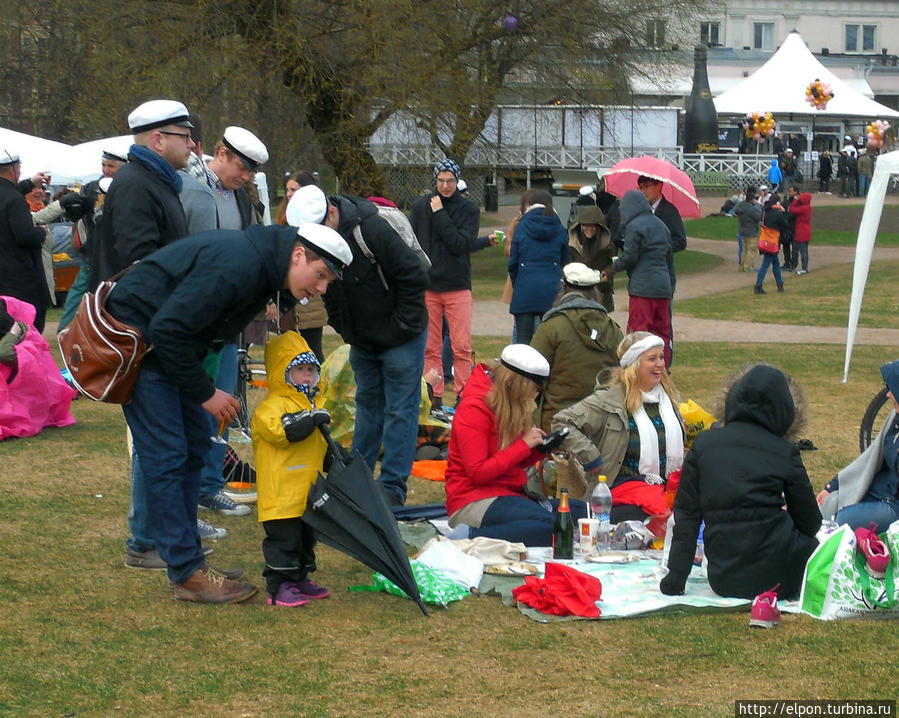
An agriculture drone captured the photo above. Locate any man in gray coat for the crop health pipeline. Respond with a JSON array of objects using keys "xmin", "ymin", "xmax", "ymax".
[{"xmin": 606, "ymin": 190, "xmax": 673, "ymax": 365}]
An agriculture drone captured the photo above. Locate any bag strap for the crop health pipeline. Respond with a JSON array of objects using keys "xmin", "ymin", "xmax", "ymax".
[
  {"xmin": 855, "ymin": 551, "xmax": 897, "ymax": 609},
  {"xmin": 351, "ymin": 225, "xmax": 389, "ymax": 291},
  {"xmin": 106, "ymin": 261, "xmax": 139, "ymax": 284}
]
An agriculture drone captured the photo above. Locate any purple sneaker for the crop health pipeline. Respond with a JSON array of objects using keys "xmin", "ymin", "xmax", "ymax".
[
  {"xmin": 296, "ymin": 577, "xmax": 330, "ymax": 599},
  {"xmin": 267, "ymin": 582, "xmax": 309, "ymax": 607}
]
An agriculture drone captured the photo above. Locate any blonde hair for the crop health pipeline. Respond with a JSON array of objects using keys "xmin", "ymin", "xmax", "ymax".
[
  {"xmin": 485, "ymin": 363, "xmax": 538, "ymax": 449},
  {"xmin": 613, "ymin": 332, "xmax": 679, "ymax": 414}
]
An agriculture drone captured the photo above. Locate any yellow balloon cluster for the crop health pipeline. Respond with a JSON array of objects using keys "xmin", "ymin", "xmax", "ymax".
[
  {"xmin": 805, "ymin": 79, "xmax": 834, "ymax": 110},
  {"xmin": 743, "ymin": 112, "xmax": 776, "ymax": 142}
]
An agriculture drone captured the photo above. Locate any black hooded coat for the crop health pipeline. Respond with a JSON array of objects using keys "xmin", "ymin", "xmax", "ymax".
[{"xmin": 662, "ymin": 365, "xmax": 822, "ymax": 599}]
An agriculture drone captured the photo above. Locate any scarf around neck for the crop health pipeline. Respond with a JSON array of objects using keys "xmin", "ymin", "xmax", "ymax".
[
  {"xmin": 633, "ymin": 384, "xmax": 683, "ymax": 480},
  {"xmin": 129, "ymin": 144, "xmax": 183, "ymax": 193}
]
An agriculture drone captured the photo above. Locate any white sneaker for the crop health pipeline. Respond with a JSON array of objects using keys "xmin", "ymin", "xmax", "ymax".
[
  {"xmin": 197, "ymin": 518, "xmax": 228, "ymax": 541},
  {"xmin": 199, "ymin": 489, "xmax": 252, "ymax": 516}
]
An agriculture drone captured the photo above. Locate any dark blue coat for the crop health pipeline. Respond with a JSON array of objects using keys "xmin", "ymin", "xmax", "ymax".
[{"xmin": 508, "ymin": 208, "xmax": 569, "ymax": 314}]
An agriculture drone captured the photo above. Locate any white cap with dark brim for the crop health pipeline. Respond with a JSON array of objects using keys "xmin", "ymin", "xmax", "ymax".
[
  {"xmin": 563, "ymin": 262, "xmax": 602, "ymax": 287},
  {"xmin": 457, "ymin": 179, "xmax": 468, "ymax": 192},
  {"xmin": 296, "ymin": 222, "xmax": 352, "ymax": 279},
  {"xmin": 286, "ymin": 185, "xmax": 328, "ymax": 226},
  {"xmin": 0, "ymin": 149, "xmax": 20, "ymax": 166},
  {"xmin": 102, "ymin": 149, "xmax": 128, "ymax": 163},
  {"xmin": 99, "ymin": 177, "xmax": 114, "ymax": 193},
  {"xmin": 128, "ymin": 99, "xmax": 193, "ymax": 133},
  {"xmin": 222, "ymin": 126, "xmax": 268, "ymax": 170},
  {"xmin": 500, "ymin": 344, "xmax": 550, "ymax": 386}
]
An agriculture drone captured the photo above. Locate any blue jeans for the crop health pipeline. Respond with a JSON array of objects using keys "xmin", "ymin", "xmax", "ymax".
[
  {"xmin": 127, "ymin": 450, "xmax": 155, "ymax": 553},
  {"xmin": 859, "ymin": 174, "xmax": 870, "ymax": 197},
  {"xmin": 122, "ymin": 366, "xmax": 210, "ymax": 584},
  {"xmin": 836, "ymin": 498, "xmax": 899, "ymax": 534},
  {"xmin": 199, "ymin": 343, "xmax": 238, "ymax": 498},
  {"xmin": 755, "ymin": 252, "xmax": 783, "ymax": 289},
  {"xmin": 791, "ymin": 243, "xmax": 809, "ymax": 272},
  {"xmin": 513, "ymin": 313, "xmax": 542, "ymax": 345},
  {"xmin": 349, "ymin": 331, "xmax": 426, "ymax": 503},
  {"xmin": 470, "ymin": 495, "xmax": 588, "ymax": 546}
]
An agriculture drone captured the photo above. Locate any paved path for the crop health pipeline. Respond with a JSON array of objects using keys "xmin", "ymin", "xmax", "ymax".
[{"xmin": 473, "ymin": 237, "xmax": 899, "ymax": 345}]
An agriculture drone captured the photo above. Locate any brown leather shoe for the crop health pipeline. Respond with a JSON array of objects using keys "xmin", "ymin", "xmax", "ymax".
[{"xmin": 173, "ymin": 567, "xmax": 258, "ymax": 604}]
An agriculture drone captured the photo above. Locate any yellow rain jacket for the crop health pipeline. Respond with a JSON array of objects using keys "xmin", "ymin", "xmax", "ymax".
[{"xmin": 251, "ymin": 332, "xmax": 328, "ymax": 522}]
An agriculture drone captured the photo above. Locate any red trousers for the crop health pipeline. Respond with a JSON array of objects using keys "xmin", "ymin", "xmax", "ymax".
[{"xmin": 626, "ymin": 295, "xmax": 672, "ymax": 367}]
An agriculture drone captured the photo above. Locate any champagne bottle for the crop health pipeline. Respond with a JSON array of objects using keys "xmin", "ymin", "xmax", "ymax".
[
  {"xmin": 684, "ymin": 45, "xmax": 719, "ymax": 153},
  {"xmin": 552, "ymin": 488, "xmax": 574, "ymax": 560}
]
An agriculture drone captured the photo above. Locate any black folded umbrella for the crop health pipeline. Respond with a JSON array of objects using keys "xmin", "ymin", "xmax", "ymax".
[{"xmin": 303, "ymin": 425, "xmax": 429, "ymax": 616}]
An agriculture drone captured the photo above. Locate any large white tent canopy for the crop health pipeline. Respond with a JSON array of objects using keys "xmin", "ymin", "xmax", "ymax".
[
  {"xmin": 843, "ymin": 150, "xmax": 899, "ymax": 381},
  {"xmin": 714, "ymin": 32, "xmax": 899, "ymax": 119}
]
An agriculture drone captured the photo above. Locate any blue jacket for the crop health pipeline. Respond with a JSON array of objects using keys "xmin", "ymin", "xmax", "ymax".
[
  {"xmin": 766, "ymin": 160, "xmax": 783, "ymax": 186},
  {"xmin": 612, "ymin": 191, "xmax": 673, "ymax": 299},
  {"xmin": 508, "ymin": 207, "xmax": 569, "ymax": 314}
]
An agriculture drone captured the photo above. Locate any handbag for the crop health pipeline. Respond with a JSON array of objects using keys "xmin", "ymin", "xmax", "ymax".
[
  {"xmin": 757, "ymin": 212, "xmax": 780, "ymax": 253},
  {"xmin": 57, "ymin": 273, "xmax": 149, "ymax": 404}
]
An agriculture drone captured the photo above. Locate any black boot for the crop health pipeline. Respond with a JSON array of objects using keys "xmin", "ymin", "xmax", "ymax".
[
  {"xmin": 754, "ymin": 285, "xmax": 766, "ymax": 295},
  {"xmin": 777, "ymin": 284, "xmax": 784, "ymax": 292}
]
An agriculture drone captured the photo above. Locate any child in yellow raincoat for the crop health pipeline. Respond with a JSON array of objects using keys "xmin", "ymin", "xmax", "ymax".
[{"xmin": 252, "ymin": 331, "xmax": 334, "ymax": 607}]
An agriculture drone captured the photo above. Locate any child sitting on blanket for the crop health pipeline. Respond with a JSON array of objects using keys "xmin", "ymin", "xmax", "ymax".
[
  {"xmin": 252, "ymin": 331, "xmax": 339, "ymax": 607},
  {"xmin": 660, "ymin": 364, "xmax": 821, "ymax": 601}
]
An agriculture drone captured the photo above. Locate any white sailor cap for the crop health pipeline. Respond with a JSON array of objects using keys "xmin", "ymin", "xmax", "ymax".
[
  {"xmin": 98, "ymin": 177, "xmax": 114, "ymax": 193},
  {"xmin": 457, "ymin": 179, "xmax": 468, "ymax": 192},
  {"xmin": 286, "ymin": 185, "xmax": 328, "ymax": 226},
  {"xmin": 579, "ymin": 185, "xmax": 595, "ymax": 196},
  {"xmin": 102, "ymin": 148, "xmax": 128, "ymax": 163},
  {"xmin": 128, "ymin": 99, "xmax": 193, "ymax": 133},
  {"xmin": 296, "ymin": 222, "xmax": 352, "ymax": 279},
  {"xmin": 563, "ymin": 262, "xmax": 602, "ymax": 287},
  {"xmin": 500, "ymin": 344, "xmax": 550, "ymax": 386},
  {"xmin": 222, "ymin": 126, "xmax": 268, "ymax": 170},
  {"xmin": 0, "ymin": 149, "xmax": 20, "ymax": 166}
]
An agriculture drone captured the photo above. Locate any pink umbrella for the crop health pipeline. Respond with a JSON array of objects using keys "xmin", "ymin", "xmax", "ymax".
[{"xmin": 603, "ymin": 156, "xmax": 701, "ymax": 219}]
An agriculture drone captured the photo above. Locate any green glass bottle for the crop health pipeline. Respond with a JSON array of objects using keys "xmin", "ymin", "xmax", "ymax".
[{"xmin": 552, "ymin": 488, "xmax": 574, "ymax": 560}]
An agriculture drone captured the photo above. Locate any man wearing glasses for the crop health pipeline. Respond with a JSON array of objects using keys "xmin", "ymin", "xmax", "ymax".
[{"xmin": 91, "ymin": 99, "xmax": 195, "ymax": 289}]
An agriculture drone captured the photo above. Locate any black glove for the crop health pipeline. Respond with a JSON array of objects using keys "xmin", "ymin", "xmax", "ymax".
[
  {"xmin": 282, "ymin": 411, "xmax": 315, "ymax": 442},
  {"xmin": 311, "ymin": 408, "xmax": 331, "ymax": 426},
  {"xmin": 659, "ymin": 572, "xmax": 686, "ymax": 596},
  {"xmin": 59, "ymin": 192, "xmax": 93, "ymax": 221}
]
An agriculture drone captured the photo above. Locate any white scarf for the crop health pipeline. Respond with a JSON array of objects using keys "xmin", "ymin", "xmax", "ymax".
[{"xmin": 633, "ymin": 384, "xmax": 684, "ymax": 481}]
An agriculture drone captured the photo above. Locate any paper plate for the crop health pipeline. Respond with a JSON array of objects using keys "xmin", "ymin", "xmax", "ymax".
[{"xmin": 223, "ymin": 481, "xmax": 257, "ymax": 504}]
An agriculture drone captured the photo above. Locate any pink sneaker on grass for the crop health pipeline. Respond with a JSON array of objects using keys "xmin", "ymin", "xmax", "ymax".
[
  {"xmin": 855, "ymin": 525, "xmax": 891, "ymax": 579},
  {"xmin": 749, "ymin": 587, "xmax": 781, "ymax": 629},
  {"xmin": 296, "ymin": 577, "xmax": 330, "ymax": 599},
  {"xmin": 267, "ymin": 582, "xmax": 309, "ymax": 607}
]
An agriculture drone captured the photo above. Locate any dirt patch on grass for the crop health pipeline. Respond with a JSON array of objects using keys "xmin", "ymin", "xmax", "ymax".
[{"xmin": 814, "ymin": 204, "xmax": 899, "ymax": 232}]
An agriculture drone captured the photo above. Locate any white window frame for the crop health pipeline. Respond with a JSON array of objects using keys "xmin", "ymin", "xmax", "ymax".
[
  {"xmin": 844, "ymin": 23, "xmax": 877, "ymax": 53},
  {"xmin": 753, "ymin": 22, "xmax": 774, "ymax": 50},
  {"xmin": 700, "ymin": 21, "xmax": 720, "ymax": 47}
]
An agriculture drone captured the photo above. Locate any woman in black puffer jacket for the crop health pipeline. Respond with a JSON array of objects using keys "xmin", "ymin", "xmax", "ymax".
[{"xmin": 660, "ymin": 364, "xmax": 821, "ymax": 599}]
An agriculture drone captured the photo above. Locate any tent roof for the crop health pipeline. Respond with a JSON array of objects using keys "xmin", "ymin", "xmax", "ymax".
[{"xmin": 714, "ymin": 32, "xmax": 899, "ymax": 119}]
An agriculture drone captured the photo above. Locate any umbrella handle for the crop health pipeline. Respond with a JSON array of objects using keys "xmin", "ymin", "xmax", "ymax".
[{"xmin": 318, "ymin": 422, "xmax": 349, "ymax": 469}]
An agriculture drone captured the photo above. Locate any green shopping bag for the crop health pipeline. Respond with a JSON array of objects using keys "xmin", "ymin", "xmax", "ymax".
[{"xmin": 800, "ymin": 523, "xmax": 899, "ymax": 620}]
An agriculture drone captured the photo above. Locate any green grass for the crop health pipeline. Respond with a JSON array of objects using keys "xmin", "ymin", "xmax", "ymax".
[
  {"xmin": 676, "ymin": 259, "xmax": 899, "ymax": 328},
  {"xmin": 684, "ymin": 207, "xmax": 899, "ymax": 246}
]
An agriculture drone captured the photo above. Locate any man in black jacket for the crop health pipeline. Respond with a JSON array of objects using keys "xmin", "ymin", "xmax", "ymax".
[
  {"xmin": 0, "ymin": 150, "xmax": 52, "ymax": 332},
  {"xmin": 409, "ymin": 159, "xmax": 480, "ymax": 402},
  {"xmin": 292, "ymin": 187, "xmax": 429, "ymax": 507},
  {"xmin": 105, "ymin": 222, "xmax": 351, "ymax": 603}
]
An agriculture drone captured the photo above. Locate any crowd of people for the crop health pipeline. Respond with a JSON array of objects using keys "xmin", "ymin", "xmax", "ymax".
[{"xmin": 0, "ymin": 101, "xmax": 896, "ymax": 615}]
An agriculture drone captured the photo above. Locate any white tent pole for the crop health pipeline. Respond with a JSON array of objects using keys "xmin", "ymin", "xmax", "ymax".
[{"xmin": 842, "ymin": 152, "xmax": 893, "ymax": 382}]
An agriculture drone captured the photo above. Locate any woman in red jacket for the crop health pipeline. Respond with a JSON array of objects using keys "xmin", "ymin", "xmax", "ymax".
[
  {"xmin": 788, "ymin": 192, "xmax": 812, "ymax": 275},
  {"xmin": 444, "ymin": 344, "xmax": 587, "ymax": 545}
]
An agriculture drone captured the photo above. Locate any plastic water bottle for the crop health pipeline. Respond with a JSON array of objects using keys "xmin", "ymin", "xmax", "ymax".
[{"xmin": 591, "ymin": 475, "xmax": 613, "ymax": 552}]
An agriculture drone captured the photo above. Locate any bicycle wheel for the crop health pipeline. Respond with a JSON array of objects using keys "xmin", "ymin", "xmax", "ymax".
[
  {"xmin": 859, "ymin": 386, "xmax": 890, "ymax": 452},
  {"xmin": 223, "ymin": 345, "xmax": 268, "ymax": 503}
]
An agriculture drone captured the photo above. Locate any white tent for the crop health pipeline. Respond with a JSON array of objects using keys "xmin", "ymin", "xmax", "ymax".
[
  {"xmin": 842, "ymin": 150, "xmax": 899, "ymax": 381},
  {"xmin": 50, "ymin": 135, "xmax": 133, "ymax": 186},
  {"xmin": 714, "ymin": 32, "xmax": 899, "ymax": 119},
  {"xmin": 0, "ymin": 128, "xmax": 71, "ymax": 180}
]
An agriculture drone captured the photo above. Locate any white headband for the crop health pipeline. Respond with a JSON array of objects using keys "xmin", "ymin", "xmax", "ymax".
[{"xmin": 619, "ymin": 335, "xmax": 664, "ymax": 368}]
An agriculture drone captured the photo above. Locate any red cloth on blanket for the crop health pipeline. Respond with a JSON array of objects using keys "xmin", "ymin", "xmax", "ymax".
[{"xmin": 512, "ymin": 563, "xmax": 602, "ymax": 618}]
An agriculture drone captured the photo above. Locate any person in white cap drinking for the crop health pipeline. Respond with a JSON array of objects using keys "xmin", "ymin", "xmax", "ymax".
[
  {"xmin": 444, "ymin": 344, "xmax": 588, "ymax": 545},
  {"xmin": 102, "ymin": 220, "xmax": 351, "ymax": 604}
]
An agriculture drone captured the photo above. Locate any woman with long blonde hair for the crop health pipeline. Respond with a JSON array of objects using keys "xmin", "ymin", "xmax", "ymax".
[
  {"xmin": 444, "ymin": 344, "xmax": 587, "ymax": 545},
  {"xmin": 552, "ymin": 332, "xmax": 684, "ymax": 520}
]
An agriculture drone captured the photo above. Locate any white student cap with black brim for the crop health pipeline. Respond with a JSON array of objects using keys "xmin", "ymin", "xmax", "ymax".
[
  {"xmin": 222, "ymin": 126, "xmax": 268, "ymax": 171},
  {"xmin": 296, "ymin": 222, "xmax": 352, "ymax": 280},
  {"xmin": 500, "ymin": 344, "xmax": 550, "ymax": 386},
  {"xmin": 286, "ymin": 185, "xmax": 328, "ymax": 226},
  {"xmin": 563, "ymin": 262, "xmax": 602, "ymax": 287},
  {"xmin": 128, "ymin": 100, "xmax": 193, "ymax": 134},
  {"xmin": 0, "ymin": 149, "xmax": 20, "ymax": 166},
  {"xmin": 102, "ymin": 148, "xmax": 128, "ymax": 163}
]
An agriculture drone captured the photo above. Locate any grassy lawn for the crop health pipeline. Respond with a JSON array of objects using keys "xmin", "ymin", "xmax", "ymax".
[
  {"xmin": 4, "ymin": 333, "xmax": 899, "ymax": 714},
  {"xmin": 675, "ymin": 259, "xmax": 899, "ymax": 328},
  {"xmin": 684, "ymin": 206, "xmax": 899, "ymax": 246}
]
